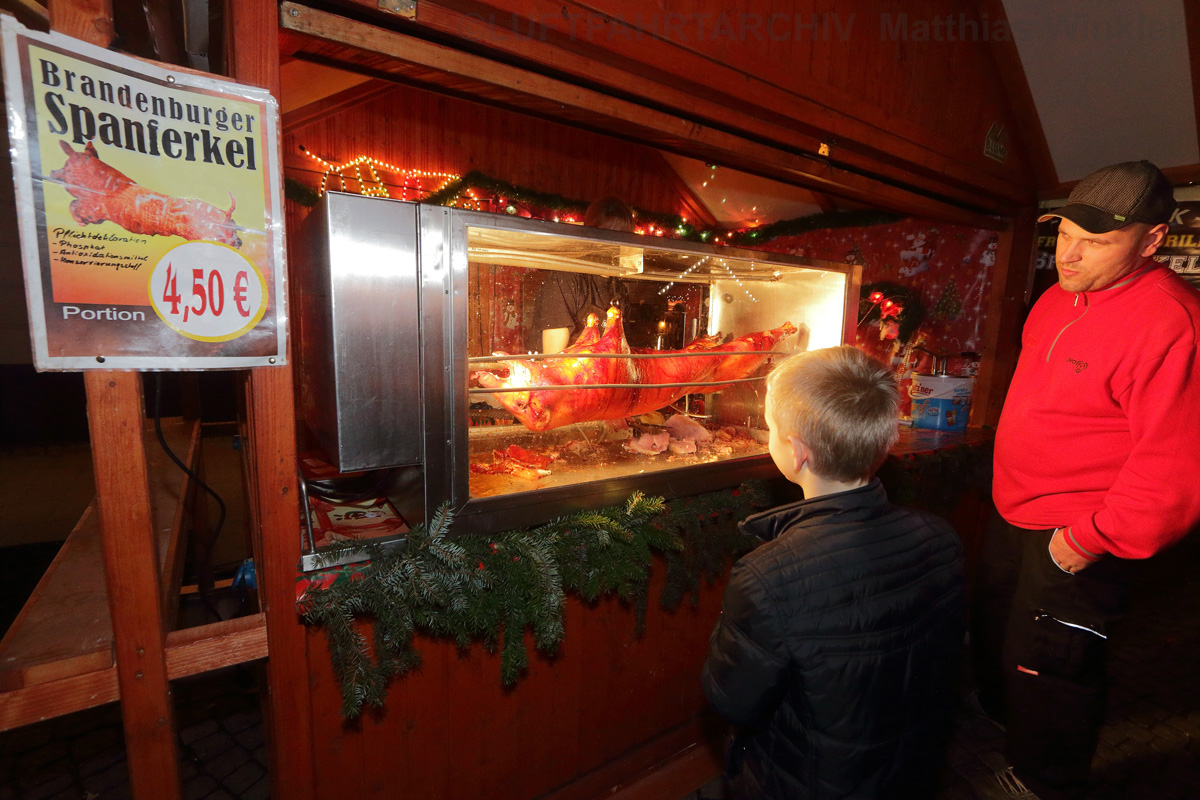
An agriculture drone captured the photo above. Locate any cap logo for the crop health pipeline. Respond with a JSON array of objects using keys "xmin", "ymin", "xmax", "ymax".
[{"xmin": 1114, "ymin": 214, "xmax": 1126, "ymax": 221}]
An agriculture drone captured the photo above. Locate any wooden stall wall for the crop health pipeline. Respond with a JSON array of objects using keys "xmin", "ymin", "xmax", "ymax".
[
  {"xmin": 297, "ymin": 567, "xmax": 727, "ymax": 800},
  {"xmin": 282, "ymin": 83, "xmax": 705, "ymax": 222},
  {"xmin": 282, "ymin": 80, "xmax": 721, "ymax": 385},
  {"xmin": 327, "ymin": 0, "xmax": 1040, "ymax": 213},
  {"xmin": 279, "ymin": 82, "xmax": 733, "ymax": 800},
  {"xmin": 273, "ymin": 38, "xmax": 1029, "ymax": 799}
]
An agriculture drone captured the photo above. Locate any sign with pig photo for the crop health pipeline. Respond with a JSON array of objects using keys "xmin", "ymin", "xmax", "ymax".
[{"xmin": 1, "ymin": 18, "xmax": 286, "ymax": 370}]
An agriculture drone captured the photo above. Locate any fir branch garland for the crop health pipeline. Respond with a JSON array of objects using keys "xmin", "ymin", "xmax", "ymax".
[
  {"xmin": 726, "ymin": 210, "xmax": 901, "ymax": 246},
  {"xmin": 285, "ymin": 164, "xmax": 898, "ymax": 247},
  {"xmin": 284, "ymin": 176, "xmax": 321, "ymax": 208},
  {"xmin": 424, "ymin": 170, "xmax": 588, "ymax": 217},
  {"xmin": 300, "ymin": 483, "xmax": 765, "ymax": 717}
]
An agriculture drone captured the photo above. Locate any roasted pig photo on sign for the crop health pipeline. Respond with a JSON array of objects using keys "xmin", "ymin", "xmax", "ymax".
[{"xmin": 50, "ymin": 140, "xmax": 242, "ymax": 247}]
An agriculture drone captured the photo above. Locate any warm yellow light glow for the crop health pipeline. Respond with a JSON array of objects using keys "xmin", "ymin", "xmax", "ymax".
[{"xmin": 300, "ymin": 150, "xmax": 462, "ymax": 201}]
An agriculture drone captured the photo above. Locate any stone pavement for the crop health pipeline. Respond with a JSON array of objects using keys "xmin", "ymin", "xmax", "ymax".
[
  {"xmin": 4, "ymin": 533, "xmax": 1199, "ymax": 800},
  {"xmin": 0, "ymin": 667, "xmax": 267, "ymax": 800}
]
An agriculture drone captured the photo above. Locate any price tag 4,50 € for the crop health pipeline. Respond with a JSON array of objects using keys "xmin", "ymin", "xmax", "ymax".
[{"xmin": 149, "ymin": 241, "xmax": 267, "ymax": 342}]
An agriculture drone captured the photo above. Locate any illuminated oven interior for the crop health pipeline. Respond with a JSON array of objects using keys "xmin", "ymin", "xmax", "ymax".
[{"xmin": 465, "ymin": 226, "xmax": 848, "ymax": 498}]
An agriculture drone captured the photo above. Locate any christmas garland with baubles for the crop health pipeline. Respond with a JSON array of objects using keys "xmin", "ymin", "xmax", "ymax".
[
  {"xmin": 299, "ymin": 484, "xmax": 766, "ymax": 718},
  {"xmin": 283, "ymin": 172, "xmax": 899, "ymax": 247}
]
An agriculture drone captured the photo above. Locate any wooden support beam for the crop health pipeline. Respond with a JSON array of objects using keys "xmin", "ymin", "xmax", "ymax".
[
  {"xmin": 0, "ymin": 0, "xmax": 49, "ymax": 29},
  {"xmin": 972, "ymin": 207, "xmax": 1038, "ymax": 428},
  {"xmin": 47, "ymin": 4, "xmax": 177, "ymax": 798},
  {"xmin": 1163, "ymin": 163, "xmax": 1200, "ymax": 187},
  {"xmin": 84, "ymin": 372, "xmax": 182, "ymax": 800},
  {"xmin": 163, "ymin": 613, "xmax": 270, "ymax": 680},
  {"xmin": 227, "ymin": 3, "xmax": 312, "ymax": 800},
  {"xmin": 332, "ymin": 0, "xmax": 1034, "ymax": 212},
  {"xmin": 1042, "ymin": 162, "xmax": 1200, "ymax": 203},
  {"xmin": 1186, "ymin": 0, "xmax": 1200, "ymax": 180},
  {"xmin": 0, "ymin": 668, "xmax": 119, "ymax": 732},
  {"xmin": 141, "ymin": 0, "xmax": 183, "ymax": 65},
  {"xmin": 47, "ymin": 0, "xmax": 111, "ymax": 45},
  {"xmin": 810, "ymin": 190, "xmax": 839, "ymax": 215},
  {"xmin": 980, "ymin": 0, "xmax": 1058, "ymax": 192},
  {"xmin": 0, "ymin": 614, "xmax": 269, "ymax": 732}
]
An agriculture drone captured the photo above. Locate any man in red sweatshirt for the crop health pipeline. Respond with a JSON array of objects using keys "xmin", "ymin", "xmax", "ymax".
[{"xmin": 974, "ymin": 161, "xmax": 1200, "ymax": 800}]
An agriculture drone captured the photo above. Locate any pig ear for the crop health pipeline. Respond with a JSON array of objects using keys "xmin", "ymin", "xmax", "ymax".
[
  {"xmin": 58, "ymin": 140, "xmax": 74, "ymax": 155},
  {"xmin": 84, "ymin": 141, "xmax": 97, "ymax": 156},
  {"xmin": 226, "ymin": 192, "xmax": 237, "ymax": 219}
]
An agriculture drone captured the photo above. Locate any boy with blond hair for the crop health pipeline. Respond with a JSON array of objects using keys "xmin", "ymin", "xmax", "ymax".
[{"xmin": 702, "ymin": 345, "xmax": 964, "ymax": 799}]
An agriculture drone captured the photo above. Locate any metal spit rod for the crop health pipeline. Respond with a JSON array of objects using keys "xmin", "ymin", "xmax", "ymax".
[
  {"xmin": 468, "ymin": 349, "xmax": 790, "ymax": 363},
  {"xmin": 469, "ymin": 375, "xmax": 766, "ymax": 394},
  {"xmin": 297, "ymin": 469, "xmax": 317, "ymax": 554}
]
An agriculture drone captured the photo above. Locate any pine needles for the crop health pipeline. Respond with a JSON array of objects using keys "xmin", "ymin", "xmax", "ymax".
[{"xmin": 299, "ymin": 484, "xmax": 764, "ymax": 717}]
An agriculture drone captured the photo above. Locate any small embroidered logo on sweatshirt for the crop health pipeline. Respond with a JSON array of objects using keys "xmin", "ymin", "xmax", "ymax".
[{"xmin": 1066, "ymin": 357, "xmax": 1088, "ymax": 373}]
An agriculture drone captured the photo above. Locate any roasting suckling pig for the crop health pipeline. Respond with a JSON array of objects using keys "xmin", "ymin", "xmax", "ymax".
[{"xmin": 474, "ymin": 306, "xmax": 796, "ymax": 431}]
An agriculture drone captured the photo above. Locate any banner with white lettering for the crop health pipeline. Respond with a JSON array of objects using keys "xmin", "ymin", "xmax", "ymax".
[
  {"xmin": 1036, "ymin": 201, "xmax": 1200, "ymax": 293},
  {"xmin": 1, "ymin": 18, "xmax": 286, "ymax": 370}
]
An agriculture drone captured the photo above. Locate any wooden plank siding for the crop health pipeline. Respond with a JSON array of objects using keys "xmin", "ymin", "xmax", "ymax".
[
  {"xmin": 290, "ymin": 559, "xmax": 727, "ymax": 800},
  {"xmin": 283, "ymin": 82, "xmax": 705, "ymax": 225},
  {"xmin": 279, "ymin": 5, "xmax": 1015, "ymax": 228}
]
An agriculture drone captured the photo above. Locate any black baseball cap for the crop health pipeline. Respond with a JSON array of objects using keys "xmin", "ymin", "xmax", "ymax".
[{"xmin": 1038, "ymin": 160, "xmax": 1175, "ymax": 233}]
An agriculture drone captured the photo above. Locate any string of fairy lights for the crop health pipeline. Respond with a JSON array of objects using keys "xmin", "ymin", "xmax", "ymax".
[
  {"xmin": 300, "ymin": 147, "xmax": 485, "ymax": 210},
  {"xmin": 299, "ymin": 147, "xmax": 693, "ymax": 237},
  {"xmin": 657, "ymin": 255, "xmax": 711, "ymax": 296},
  {"xmin": 717, "ymin": 258, "xmax": 759, "ymax": 302},
  {"xmin": 291, "ymin": 147, "xmax": 898, "ymax": 244}
]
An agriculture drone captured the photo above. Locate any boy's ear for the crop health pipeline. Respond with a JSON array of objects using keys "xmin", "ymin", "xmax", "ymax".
[{"xmin": 786, "ymin": 435, "xmax": 810, "ymax": 475}]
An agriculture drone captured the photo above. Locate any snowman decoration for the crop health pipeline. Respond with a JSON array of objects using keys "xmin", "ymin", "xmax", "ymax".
[
  {"xmin": 899, "ymin": 229, "xmax": 935, "ymax": 277},
  {"xmin": 979, "ymin": 236, "xmax": 998, "ymax": 268}
]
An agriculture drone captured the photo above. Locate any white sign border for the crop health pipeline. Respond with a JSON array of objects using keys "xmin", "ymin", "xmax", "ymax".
[{"xmin": 1, "ymin": 17, "xmax": 288, "ymax": 371}]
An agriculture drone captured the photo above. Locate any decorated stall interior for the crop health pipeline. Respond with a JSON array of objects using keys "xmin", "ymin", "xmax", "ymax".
[{"xmin": 0, "ymin": 2, "xmax": 1060, "ymax": 799}]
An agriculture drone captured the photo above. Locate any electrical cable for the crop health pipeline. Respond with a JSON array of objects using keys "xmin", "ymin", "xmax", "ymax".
[
  {"xmin": 153, "ymin": 373, "xmax": 228, "ymax": 622},
  {"xmin": 304, "ymin": 468, "xmax": 396, "ymax": 505}
]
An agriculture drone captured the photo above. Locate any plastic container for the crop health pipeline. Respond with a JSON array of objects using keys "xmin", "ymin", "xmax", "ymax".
[{"xmin": 909, "ymin": 375, "xmax": 974, "ymax": 432}]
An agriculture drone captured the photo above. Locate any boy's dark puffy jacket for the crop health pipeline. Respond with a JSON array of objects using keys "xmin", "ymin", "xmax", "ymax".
[{"xmin": 701, "ymin": 480, "xmax": 964, "ymax": 799}]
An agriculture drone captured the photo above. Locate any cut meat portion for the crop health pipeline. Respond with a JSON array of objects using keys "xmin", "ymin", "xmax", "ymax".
[
  {"xmin": 473, "ymin": 307, "xmax": 795, "ymax": 431},
  {"xmin": 626, "ymin": 431, "xmax": 670, "ymax": 455},
  {"xmin": 664, "ymin": 414, "xmax": 713, "ymax": 443}
]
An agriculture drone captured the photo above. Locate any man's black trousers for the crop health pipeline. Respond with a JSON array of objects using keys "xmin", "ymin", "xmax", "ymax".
[{"xmin": 970, "ymin": 514, "xmax": 1136, "ymax": 800}]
